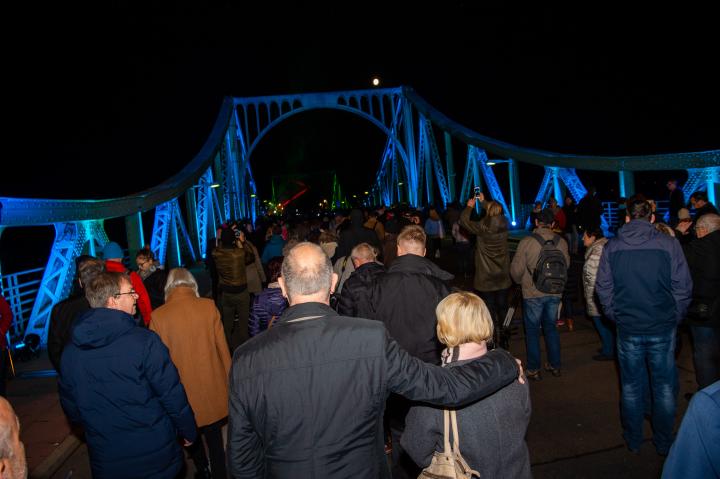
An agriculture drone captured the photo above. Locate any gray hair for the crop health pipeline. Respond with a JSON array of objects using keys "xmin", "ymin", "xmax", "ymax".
[
  {"xmin": 164, "ymin": 268, "xmax": 199, "ymax": 300},
  {"xmin": 696, "ymin": 213, "xmax": 720, "ymax": 233},
  {"xmin": 351, "ymin": 243, "xmax": 377, "ymax": 262},
  {"xmin": 85, "ymin": 272, "xmax": 127, "ymax": 308},
  {"xmin": 281, "ymin": 242, "xmax": 333, "ymax": 300}
]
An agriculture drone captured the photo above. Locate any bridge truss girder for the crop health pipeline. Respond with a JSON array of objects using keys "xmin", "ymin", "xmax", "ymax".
[{"xmin": 24, "ymin": 221, "xmax": 108, "ymax": 345}]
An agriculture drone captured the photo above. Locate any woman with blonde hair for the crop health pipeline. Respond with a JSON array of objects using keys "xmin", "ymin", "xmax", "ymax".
[
  {"xmin": 150, "ymin": 268, "xmax": 231, "ymax": 478},
  {"xmin": 402, "ymin": 291, "xmax": 531, "ymax": 479}
]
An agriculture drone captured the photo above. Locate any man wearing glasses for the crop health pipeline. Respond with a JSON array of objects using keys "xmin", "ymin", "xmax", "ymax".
[{"xmin": 58, "ymin": 271, "xmax": 196, "ymax": 479}]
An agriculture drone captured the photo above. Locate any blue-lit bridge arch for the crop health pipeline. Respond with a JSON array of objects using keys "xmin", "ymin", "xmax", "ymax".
[{"xmin": 1, "ymin": 86, "xmax": 719, "ymax": 345}]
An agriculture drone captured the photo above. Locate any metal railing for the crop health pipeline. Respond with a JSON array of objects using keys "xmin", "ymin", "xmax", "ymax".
[{"xmin": 1, "ymin": 267, "xmax": 45, "ymax": 343}]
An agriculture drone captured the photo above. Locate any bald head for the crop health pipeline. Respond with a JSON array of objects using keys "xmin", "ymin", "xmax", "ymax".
[
  {"xmin": 279, "ymin": 242, "xmax": 337, "ymax": 305},
  {"xmin": 0, "ymin": 398, "xmax": 26, "ymax": 479}
]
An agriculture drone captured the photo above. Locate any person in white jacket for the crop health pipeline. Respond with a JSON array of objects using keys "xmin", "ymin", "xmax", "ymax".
[{"xmin": 582, "ymin": 227, "xmax": 614, "ymax": 360}]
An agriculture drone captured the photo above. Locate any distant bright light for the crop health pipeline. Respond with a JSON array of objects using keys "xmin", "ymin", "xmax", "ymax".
[
  {"xmin": 210, "ymin": 183, "xmax": 220, "ymax": 188},
  {"xmin": 250, "ymin": 194, "xmax": 256, "ymax": 198},
  {"xmin": 364, "ymin": 191, "xmax": 369, "ymax": 195},
  {"xmin": 398, "ymin": 182, "xmax": 404, "ymax": 186},
  {"xmin": 486, "ymin": 162, "xmax": 496, "ymax": 166},
  {"xmin": 372, "ymin": 77, "xmax": 380, "ymax": 86},
  {"xmin": 511, "ymin": 221, "xmax": 517, "ymax": 226}
]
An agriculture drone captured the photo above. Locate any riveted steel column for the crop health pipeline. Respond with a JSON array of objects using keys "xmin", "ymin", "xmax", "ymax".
[
  {"xmin": 618, "ymin": 170, "xmax": 635, "ymax": 198},
  {"xmin": 444, "ymin": 132, "xmax": 455, "ymax": 202},
  {"xmin": 185, "ymin": 189, "xmax": 200, "ymax": 257}
]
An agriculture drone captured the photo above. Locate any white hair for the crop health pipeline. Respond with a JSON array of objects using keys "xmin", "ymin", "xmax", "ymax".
[
  {"xmin": 164, "ymin": 268, "xmax": 199, "ymax": 300},
  {"xmin": 697, "ymin": 214, "xmax": 720, "ymax": 234}
]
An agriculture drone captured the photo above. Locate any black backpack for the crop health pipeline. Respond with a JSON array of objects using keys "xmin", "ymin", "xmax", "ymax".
[{"xmin": 530, "ymin": 233, "xmax": 568, "ymax": 294}]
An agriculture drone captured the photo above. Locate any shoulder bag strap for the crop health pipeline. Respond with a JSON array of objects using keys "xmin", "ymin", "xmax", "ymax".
[
  {"xmin": 450, "ymin": 409, "xmax": 460, "ymax": 452},
  {"xmin": 443, "ymin": 409, "xmax": 452, "ymax": 455}
]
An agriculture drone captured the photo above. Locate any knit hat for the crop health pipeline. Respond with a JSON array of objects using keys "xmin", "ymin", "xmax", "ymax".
[
  {"xmin": 102, "ymin": 241, "xmax": 124, "ymax": 260},
  {"xmin": 677, "ymin": 208, "xmax": 691, "ymax": 220}
]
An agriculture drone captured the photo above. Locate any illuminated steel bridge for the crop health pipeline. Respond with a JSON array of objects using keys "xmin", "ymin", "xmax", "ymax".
[{"xmin": 1, "ymin": 86, "xmax": 718, "ymax": 345}]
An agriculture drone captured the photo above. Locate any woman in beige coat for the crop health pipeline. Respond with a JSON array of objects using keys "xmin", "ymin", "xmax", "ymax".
[{"xmin": 150, "ymin": 268, "xmax": 231, "ymax": 479}]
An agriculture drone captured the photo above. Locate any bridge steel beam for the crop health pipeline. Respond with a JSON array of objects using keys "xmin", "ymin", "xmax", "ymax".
[{"xmin": 24, "ymin": 221, "xmax": 107, "ymax": 345}]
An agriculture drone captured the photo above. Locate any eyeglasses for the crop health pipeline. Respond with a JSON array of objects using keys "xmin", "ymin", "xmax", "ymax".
[{"xmin": 114, "ymin": 290, "xmax": 138, "ymax": 298}]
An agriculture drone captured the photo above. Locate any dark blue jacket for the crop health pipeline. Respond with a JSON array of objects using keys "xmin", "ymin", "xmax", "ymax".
[
  {"xmin": 596, "ymin": 220, "xmax": 692, "ymax": 335},
  {"xmin": 661, "ymin": 380, "xmax": 720, "ymax": 479},
  {"xmin": 59, "ymin": 308, "xmax": 197, "ymax": 479},
  {"xmin": 249, "ymin": 285, "xmax": 287, "ymax": 336}
]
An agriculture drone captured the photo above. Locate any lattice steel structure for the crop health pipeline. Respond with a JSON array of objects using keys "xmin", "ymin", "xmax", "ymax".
[{"xmin": 1, "ymin": 86, "xmax": 718, "ymax": 345}]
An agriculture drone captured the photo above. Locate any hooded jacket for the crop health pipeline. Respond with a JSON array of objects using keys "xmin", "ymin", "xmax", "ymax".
[
  {"xmin": 596, "ymin": 220, "xmax": 692, "ymax": 335},
  {"xmin": 370, "ymin": 254, "xmax": 453, "ymax": 364},
  {"xmin": 58, "ymin": 307, "xmax": 196, "ymax": 479}
]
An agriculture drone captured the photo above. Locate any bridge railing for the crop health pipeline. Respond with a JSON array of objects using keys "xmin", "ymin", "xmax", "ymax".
[{"xmin": 1, "ymin": 267, "xmax": 45, "ymax": 344}]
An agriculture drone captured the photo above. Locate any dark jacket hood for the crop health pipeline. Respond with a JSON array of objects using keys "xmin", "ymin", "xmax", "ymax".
[
  {"xmin": 71, "ymin": 307, "xmax": 137, "ymax": 349},
  {"xmin": 388, "ymin": 254, "xmax": 454, "ymax": 282},
  {"xmin": 618, "ymin": 219, "xmax": 659, "ymax": 246}
]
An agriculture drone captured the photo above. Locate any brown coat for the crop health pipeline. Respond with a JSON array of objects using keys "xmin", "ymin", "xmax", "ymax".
[{"xmin": 150, "ymin": 287, "xmax": 231, "ymax": 427}]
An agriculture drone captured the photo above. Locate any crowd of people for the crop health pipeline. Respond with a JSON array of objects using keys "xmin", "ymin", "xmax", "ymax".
[{"xmin": 1, "ymin": 179, "xmax": 718, "ymax": 479}]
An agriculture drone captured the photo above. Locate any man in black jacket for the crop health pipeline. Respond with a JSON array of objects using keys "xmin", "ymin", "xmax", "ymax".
[
  {"xmin": 227, "ymin": 242, "xmax": 521, "ymax": 479},
  {"xmin": 369, "ymin": 224, "xmax": 454, "ymax": 477},
  {"xmin": 337, "ymin": 242, "xmax": 384, "ymax": 318},
  {"xmin": 47, "ymin": 256, "xmax": 104, "ymax": 373},
  {"xmin": 682, "ymin": 214, "xmax": 720, "ymax": 391}
]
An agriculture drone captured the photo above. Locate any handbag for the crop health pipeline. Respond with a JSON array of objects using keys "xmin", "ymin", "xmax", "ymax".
[{"xmin": 417, "ymin": 409, "xmax": 480, "ymax": 479}]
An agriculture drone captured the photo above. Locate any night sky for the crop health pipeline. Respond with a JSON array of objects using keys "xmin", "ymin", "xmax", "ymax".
[{"xmin": 3, "ymin": 4, "xmax": 719, "ymax": 204}]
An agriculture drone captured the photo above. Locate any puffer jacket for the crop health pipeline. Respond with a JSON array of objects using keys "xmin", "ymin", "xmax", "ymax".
[
  {"xmin": 582, "ymin": 237, "xmax": 608, "ymax": 317},
  {"xmin": 213, "ymin": 245, "xmax": 248, "ymax": 293},
  {"xmin": 459, "ymin": 206, "xmax": 511, "ymax": 291},
  {"xmin": 58, "ymin": 308, "xmax": 196, "ymax": 479},
  {"xmin": 249, "ymin": 284, "xmax": 287, "ymax": 336}
]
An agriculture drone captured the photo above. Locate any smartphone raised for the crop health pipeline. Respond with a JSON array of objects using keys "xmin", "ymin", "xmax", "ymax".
[{"xmin": 473, "ymin": 186, "xmax": 481, "ymax": 197}]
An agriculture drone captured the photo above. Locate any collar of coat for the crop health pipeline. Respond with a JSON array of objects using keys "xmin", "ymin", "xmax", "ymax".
[{"xmin": 275, "ymin": 301, "xmax": 336, "ymax": 325}]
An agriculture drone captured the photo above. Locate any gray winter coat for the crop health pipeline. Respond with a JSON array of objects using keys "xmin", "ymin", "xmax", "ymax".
[
  {"xmin": 402, "ymin": 358, "xmax": 532, "ymax": 479},
  {"xmin": 582, "ymin": 237, "xmax": 608, "ymax": 317}
]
